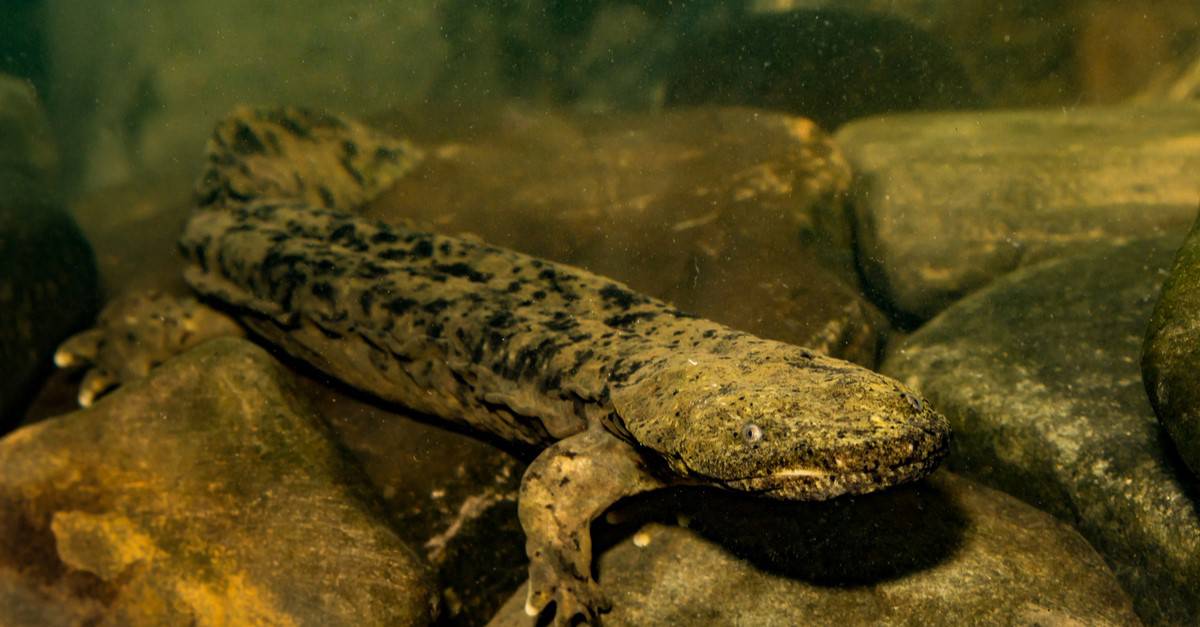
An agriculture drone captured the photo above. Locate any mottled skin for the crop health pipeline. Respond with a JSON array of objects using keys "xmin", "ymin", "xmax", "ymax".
[
  {"xmin": 56, "ymin": 292, "xmax": 244, "ymax": 406},
  {"xmin": 59, "ymin": 107, "xmax": 950, "ymax": 624}
]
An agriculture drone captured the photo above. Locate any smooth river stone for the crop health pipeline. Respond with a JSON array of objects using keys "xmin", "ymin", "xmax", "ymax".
[
  {"xmin": 370, "ymin": 105, "xmax": 888, "ymax": 366},
  {"xmin": 883, "ymin": 236, "xmax": 1197, "ymax": 625},
  {"xmin": 837, "ymin": 104, "xmax": 1200, "ymax": 321},
  {"xmin": 489, "ymin": 471, "xmax": 1138, "ymax": 626},
  {"xmin": 0, "ymin": 338, "xmax": 437, "ymax": 626},
  {"xmin": 1144, "ymin": 216, "xmax": 1200, "ymax": 478}
]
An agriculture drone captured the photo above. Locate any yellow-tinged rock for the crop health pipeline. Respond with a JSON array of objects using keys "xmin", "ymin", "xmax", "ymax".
[{"xmin": 0, "ymin": 337, "xmax": 437, "ymax": 626}]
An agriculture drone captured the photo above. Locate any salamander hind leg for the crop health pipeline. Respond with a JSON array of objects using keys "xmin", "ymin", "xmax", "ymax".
[
  {"xmin": 196, "ymin": 106, "xmax": 424, "ymax": 213},
  {"xmin": 55, "ymin": 291, "xmax": 244, "ymax": 406},
  {"xmin": 519, "ymin": 427, "xmax": 669, "ymax": 625}
]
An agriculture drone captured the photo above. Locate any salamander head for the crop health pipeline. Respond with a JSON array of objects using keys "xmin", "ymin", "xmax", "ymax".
[{"xmin": 609, "ymin": 345, "xmax": 949, "ymax": 500}]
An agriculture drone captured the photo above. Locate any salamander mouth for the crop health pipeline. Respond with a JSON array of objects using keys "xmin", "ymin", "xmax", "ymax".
[{"xmin": 719, "ymin": 433, "xmax": 950, "ymax": 501}]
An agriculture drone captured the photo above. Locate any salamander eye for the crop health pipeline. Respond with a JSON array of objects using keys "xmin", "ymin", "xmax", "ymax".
[{"xmin": 741, "ymin": 423, "xmax": 763, "ymax": 444}]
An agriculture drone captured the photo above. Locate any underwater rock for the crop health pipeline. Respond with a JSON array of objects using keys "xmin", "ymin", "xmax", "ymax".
[
  {"xmin": 0, "ymin": 338, "xmax": 437, "ymax": 625},
  {"xmin": 305, "ymin": 381, "xmax": 528, "ymax": 625},
  {"xmin": 489, "ymin": 471, "xmax": 1138, "ymax": 626},
  {"xmin": 883, "ymin": 236, "xmax": 1200, "ymax": 625},
  {"xmin": 664, "ymin": 9, "xmax": 977, "ymax": 130},
  {"xmin": 0, "ymin": 74, "xmax": 99, "ymax": 430},
  {"xmin": 838, "ymin": 104, "xmax": 1200, "ymax": 322},
  {"xmin": 1144, "ymin": 216, "xmax": 1200, "ymax": 477},
  {"xmin": 370, "ymin": 105, "xmax": 888, "ymax": 366}
]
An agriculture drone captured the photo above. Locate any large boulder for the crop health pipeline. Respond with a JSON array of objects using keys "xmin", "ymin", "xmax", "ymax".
[
  {"xmin": 0, "ymin": 74, "xmax": 98, "ymax": 429},
  {"xmin": 0, "ymin": 338, "xmax": 437, "ymax": 625},
  {"xmin": 490, "ymin": 472, "xmax": 1138, "ymax": 626},
  {"xmin": 1144, "ymin": 216, "xmax": 1200, "ymax": 477},
  {"xmin": 883, "ymin": 236, "xmax": 1199, "ymax": 624},
  {"xmin": 837, "ymin": 104, "xmax": 1200, "ymax": 321}
]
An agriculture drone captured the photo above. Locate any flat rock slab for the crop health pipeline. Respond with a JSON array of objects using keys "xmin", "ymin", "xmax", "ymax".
[
  {"xmin": 489, "ymin": 471, "xmax": 1137, "ymax": 626},
  {"xmin": 0, "ymin": 338, "xmax": 436, "ymax": 625},
  {"xmin": 1144, "ymin": 216, "xmax": 1200, "ymax": 477},
  {"xmin": 837, "ymin": 104, "xmax": 1200, "ymax": 321},
  {"xmin": 371, "ymin": 106, "xmax": 887, "ymax": 366},
  {"xmin": 883, "ymin": 236, "xmax": 1198, "ymax": 625}
]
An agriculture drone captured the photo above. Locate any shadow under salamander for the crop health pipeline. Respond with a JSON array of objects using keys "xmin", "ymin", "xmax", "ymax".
[{"xmin": 593, "ymin": 476, "xmax": 966, "ymax": 586}]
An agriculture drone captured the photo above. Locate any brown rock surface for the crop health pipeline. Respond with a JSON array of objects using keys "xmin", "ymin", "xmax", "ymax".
[
  {"xmin": 489, "ymin": 471, "xmax": 1138, "ymax": 626},
  {"xmin": 0, "ymin": 338, "xmax": 437, "ymax": 625}
]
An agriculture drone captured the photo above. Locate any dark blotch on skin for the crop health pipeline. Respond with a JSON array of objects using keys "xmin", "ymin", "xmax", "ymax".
[
  {"xmin": 604, "ymin": 311, "xmax": 658, "ymax": 329},
  {"xmin": 311, "ymin": 281, "xmax": 336, "ymax": 303},
  {"xmin": 423, "ymin": 299, "xmax": 451, "ymax": 314},
  {"xmin": 489, "ymin": 311, "xmax": 518, "ymax": 329},
  {"xmin": 385, "ymin": 297, "xmax": 418, "ymax": 315},
  {"xmin": 379, "ymin": 248, "xmax": 410, "ymax": 260},
  {"xmin": 317, "ymin": 185, "xmax": 335, "ymax": 208},
  {"xmin": 265, "ymin": 110, "xmax": 313, "ymax": 139},
  {"xmin": 232, "ymin": 122, "xmax": 267, "ymax": 155},
  {"xmin": 599, "ymin": 284, "xmax": 643, "ymax": 309},
  {"xmin": 434, "ymin": 263, "xmax": 492, "ymax": 283},
  {"xmin": 412, "ymin": 239, "xmax": 434, "ymax": 258}
]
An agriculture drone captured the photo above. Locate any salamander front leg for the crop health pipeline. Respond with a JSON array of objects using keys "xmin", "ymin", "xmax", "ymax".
[
  {"xmin": 55, "ymin": 292, "xmax": 243, "ymax": 406},
  {"xmin": 519, "ymin": 426, "xmax": 668, "ymax": 625}
]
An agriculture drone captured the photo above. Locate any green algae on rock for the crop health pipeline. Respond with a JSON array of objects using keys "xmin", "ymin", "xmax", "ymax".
[
  {"xmin": 489, "ymin": 471, "xmax": 1138, "ymax": 627},
  {"xmin": 1144, "ymin": 213, "xmax": 1200, "ymax": 478},
  {"xmin": 0, "ymin": 338, "xmax": 437, "ymax": 626},
  {"xmin": 883, "ymin": 237, "xmax": 1199, "ymax": 625}
]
